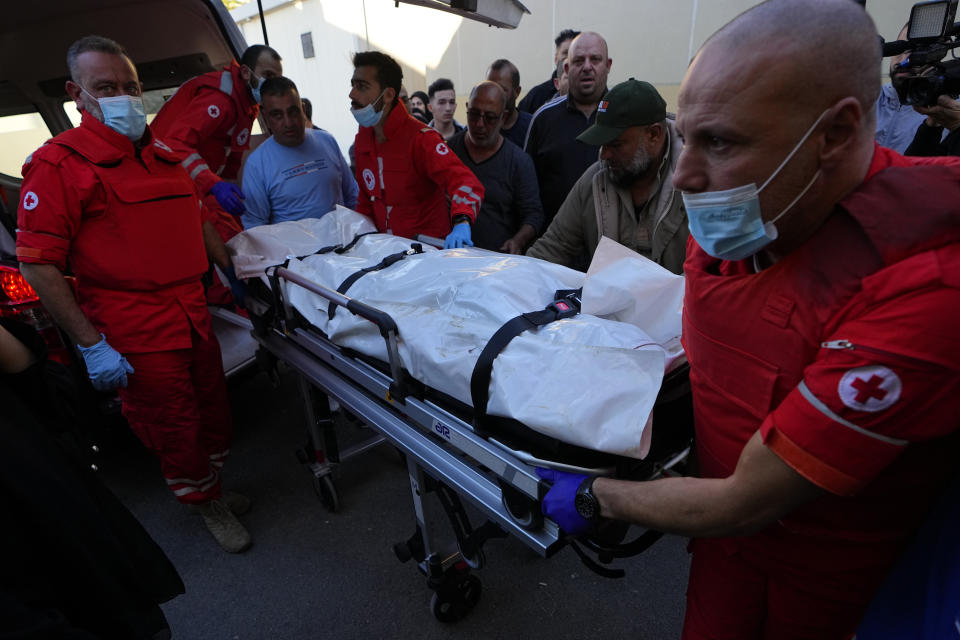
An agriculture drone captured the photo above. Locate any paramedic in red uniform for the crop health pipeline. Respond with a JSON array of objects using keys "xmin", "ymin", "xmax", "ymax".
[
  {"xmin": 349, "ymin": 51, "xmax": 484, "ymax": 248},
  {"xmin": 537, "ymin": 2, "xmax": 960, "ymax": 638},
  {"xmin": 16, "ymin": 36, "xmax": 252, "ymax": 554},
  {"xmin": 150, "ymin": 44, "xmax": 283, "ymax": 242}
]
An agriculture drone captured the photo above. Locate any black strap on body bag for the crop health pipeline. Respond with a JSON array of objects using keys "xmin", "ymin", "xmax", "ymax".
[
  {"xmin": 469, "ymin": 288, "xmax": 582, "ymax": 435},
  {"xmin": 327, "ymin": 243, "xmax": 425, "ymax": 319}
]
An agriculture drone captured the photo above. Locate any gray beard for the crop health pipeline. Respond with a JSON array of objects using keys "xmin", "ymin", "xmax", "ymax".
[{"xmin": 607, "ymin": 146, "xmax": 653, "ymax": 187}]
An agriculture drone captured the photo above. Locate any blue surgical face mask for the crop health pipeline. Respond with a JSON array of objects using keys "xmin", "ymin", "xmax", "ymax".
[
  {"xmin": 351, "ymin": 90, "xmax": 386, "ymax": 128},
  {"xmin": 82, "ymin": 87, "xmax": 147, "ymax": 141},
  {"xmin": 681, "ymin": 109, "xmax": 829, "ymax": 262},
  {"xmin": 251, "ymin": 75, "xmax": 265, "ymax": 104}
]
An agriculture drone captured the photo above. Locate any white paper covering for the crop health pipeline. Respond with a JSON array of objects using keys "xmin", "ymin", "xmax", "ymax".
[{"xmin": 228, "ymin": 210, "xmax": 685, "ymax": 459}]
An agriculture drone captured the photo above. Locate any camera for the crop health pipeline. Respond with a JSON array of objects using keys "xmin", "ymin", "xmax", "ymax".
[{"xmin": 885, "ymin": 0, "xmax": 960, "ymax": 106}]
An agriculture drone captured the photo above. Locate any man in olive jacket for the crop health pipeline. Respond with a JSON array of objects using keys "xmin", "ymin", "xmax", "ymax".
[{"xmin": 526, "ymin": 79, "xmax": 688, "ymax": 273}]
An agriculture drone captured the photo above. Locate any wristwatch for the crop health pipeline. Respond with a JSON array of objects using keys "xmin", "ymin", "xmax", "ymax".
[
  {"xmin": 452, "ymin": 214, "xmax": 471, "ymax": 226},
  {"xmin": 574, "ymin": 476, "xmax": 601, "ymax": 522}
]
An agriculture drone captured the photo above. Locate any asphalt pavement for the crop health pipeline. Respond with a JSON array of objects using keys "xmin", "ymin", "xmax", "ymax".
[{"xmin": 99, "ymin": 364, "xmax": 691, "ymax": 640}]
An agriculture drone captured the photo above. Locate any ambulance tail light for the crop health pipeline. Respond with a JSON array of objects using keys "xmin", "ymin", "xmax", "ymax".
[
  {"xmin": 0, "ymin": 265, "xmax": 72, "ymax": 366},
  {"xmin": 0, "ymin": 265, "xmax": 39, "ymax": 305}
]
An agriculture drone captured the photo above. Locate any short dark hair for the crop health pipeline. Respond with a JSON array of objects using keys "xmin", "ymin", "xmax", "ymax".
[
  {"xmin": 352, "ymin": 51, "xmax": 403, "ymax": 94},
  {"xmin": 260, "ymin": 76, "xmax": 298, "ymax": 100},
  {"xmin": 555, "ymin": 29, "xmax": 580, "ymax": 48},
  {"xmin": 67, "ymin": 35, "xmax": 129, "ymax": 82},
  {"xmin": 428, "ymin": 78, "xmax": 455, "ymax": 99},
  {"xmin": 301, "ymin": 97, "xmax": 313, "ymax": 120},
  {"xmin": 241, "ymin": 45, "xmax": 282, "ymax": 71},
  {"xmin": 489, "ymin": 59, "xmax": 520, "ymax": 89}
]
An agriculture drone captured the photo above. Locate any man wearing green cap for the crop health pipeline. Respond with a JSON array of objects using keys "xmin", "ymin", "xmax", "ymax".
[{"xmin": 526, "ymin": 79, "xmax": 688, "ymax": 273}]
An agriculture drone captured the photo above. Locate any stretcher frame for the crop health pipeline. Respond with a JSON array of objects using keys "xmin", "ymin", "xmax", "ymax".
[{"xmin": 250, "ymin": 264, "xmax": 692, "ymax": 621}]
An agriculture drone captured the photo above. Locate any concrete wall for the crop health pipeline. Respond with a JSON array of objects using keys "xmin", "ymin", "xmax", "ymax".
[{"xmin": 232, "ymin": 0, "xmax": 913, "ymax": 158}]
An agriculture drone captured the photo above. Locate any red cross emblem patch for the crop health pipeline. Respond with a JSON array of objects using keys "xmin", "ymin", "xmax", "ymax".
[
  {"xmin": 22, "ymin": 191, "xmax": 38, "ymax": 211},
  {"xmin": 207, "ymin": 104, "xmax": 221, "ymax": 119},
  {"xmin": 838, "ymin": 365, "xmax": 901, "ymax": 412}
]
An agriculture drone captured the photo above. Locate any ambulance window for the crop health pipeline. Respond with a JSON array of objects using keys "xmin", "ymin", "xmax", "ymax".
[{"xmin": 0, "ymin": 111, "xmax": 50, "ymax": 177}]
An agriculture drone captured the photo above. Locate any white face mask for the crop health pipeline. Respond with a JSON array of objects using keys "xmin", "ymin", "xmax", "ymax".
[
  {"xmin": 81, "ymin": 86, "xmax": 147, "ymax": 141},
  {"xmin": 681, "ymin": 108, "xmax": 828, "ymax": 261},
  {"xmin": 351, "ymin": 90, "xmax": 386, "ymax": 128}
]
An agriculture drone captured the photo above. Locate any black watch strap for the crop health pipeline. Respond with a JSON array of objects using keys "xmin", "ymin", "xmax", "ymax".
[{"xmin": 575, "ymin": 476, "xmax": 601, "ymax": 522}]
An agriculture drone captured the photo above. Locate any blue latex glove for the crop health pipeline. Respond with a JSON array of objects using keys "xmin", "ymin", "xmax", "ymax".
[
  {"xmin": 210, "ymin": 181, "xmax": 246, "ymax": 217},
  {"xmin": 443, "ymin": 222, "xmax": 473, "ymax": 249},
  {"xmin": 536, "ymin": 467, "xmax": 592, "ymax": 535},
  {"xmin": 222, "ymin": 265, "xmax": 247, "ymax": 307},
  {"xmin": 78, "ymin": 334, "xmax": 134, "ymax": 391}
]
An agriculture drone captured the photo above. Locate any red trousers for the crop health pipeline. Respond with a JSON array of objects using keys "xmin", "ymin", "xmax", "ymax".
[
  {"xmin": 682, "ymin": 536, "xmax": 895, "ymax": 640},
  {"xmin": 118, "ymin": 329, "xmax": 232, "ymax": 505}
]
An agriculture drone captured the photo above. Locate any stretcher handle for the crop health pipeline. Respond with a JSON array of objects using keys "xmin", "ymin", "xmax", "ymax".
[
  {"xmin": 414, "ymin": 234, "xmax": 445, "ymax": 249},
  {"xmin": 275, "ymin": 267, "xmax": 398, "ymax": 338}
]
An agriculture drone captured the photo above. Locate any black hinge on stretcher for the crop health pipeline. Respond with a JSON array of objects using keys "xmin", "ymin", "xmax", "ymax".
[
  {"xmin": 327, "ymin": 243, "xmax": 425, "ymax": 320},
  {"xmin": 469, "ymin": 288, "xmax": 582, "ymax": 436}
]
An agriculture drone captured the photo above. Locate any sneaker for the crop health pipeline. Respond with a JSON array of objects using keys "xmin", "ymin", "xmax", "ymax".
[
  {"xmin": 187, "ymin": 491, "xmax": 251, "ymax": 516},
  {"xmin": 196, "ymin": 499, "xmax": 252, "ymax": 553}
]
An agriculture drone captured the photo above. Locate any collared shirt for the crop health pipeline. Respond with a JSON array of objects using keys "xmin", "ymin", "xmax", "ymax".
[
  {"xmin": 875, "ymin": 83, "xmax": 928, "ymax": 154},
  {"xmin": 241, "ymin": 128, "xmax": 358, "ymax": 229},
  {"xmin": 448, "ymin": 131, "xmax": 544, "ymax": 251},
  {"xmin": 524, "ymin": 95, "xmax": 602, "ymax": 224},
  {"xmin": 501, "ymin": 110, "xmax": 532, "ymax": 148}
]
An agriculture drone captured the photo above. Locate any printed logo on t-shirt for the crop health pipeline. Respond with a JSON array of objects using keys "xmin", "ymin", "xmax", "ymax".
[
  {"xmin": 362, "ymin": 168, "xmax": 376, "ymax": 191},
  {"xmin": 207, "ymin": 104, "xmax": 221, "ymax": 119},
  {"xmin": 280, "ymin": 159, "xmax": 329, "ymax": 181},
  {"xmin": 236, "ymin": 128, "xmax": 249, "ymax": 146},
  {"xmin": 22, "ymin": 191, "xmax": 38, "ymax": 211},
  {"xmin": 838, "ymin": 365, "xmax": 901, "ymax": 412},
  {"xmin": 436, "ymin": 142, "xmax": 450, "ymax": 156}
]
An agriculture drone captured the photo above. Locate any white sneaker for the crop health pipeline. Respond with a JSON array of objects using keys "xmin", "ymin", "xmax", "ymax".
[{"xmin": 196, "ymin": 499, "xmax": 252, "ymax": 553}]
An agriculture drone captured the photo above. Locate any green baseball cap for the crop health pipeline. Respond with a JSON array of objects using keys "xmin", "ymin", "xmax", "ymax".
[{"xmin": 577, "ymin": 78, "xmax": 667, "ymax": 146}]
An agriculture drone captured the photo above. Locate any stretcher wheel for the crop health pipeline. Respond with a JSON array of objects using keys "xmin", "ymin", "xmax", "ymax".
[
  {"xmin": 430, "ymin": 574, "xmax": 482, "ymax": 623},
  {"xmin": 313, "ymin": 474, "xmax": 340, "ymax": 512}
]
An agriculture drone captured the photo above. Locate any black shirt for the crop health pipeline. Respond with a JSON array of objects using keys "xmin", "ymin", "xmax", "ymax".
[
  {"xmin": 449, "ymin": 131, "xmax": 544, "ymax": 251},
  {"xmin": 501, "ymin": 110, "xmax": 533, "ymax": 149},
  {"xmin": 523, "ymin": 95, "xmax": 601, "ymax": 224},
  {"xmin": 518, "ymin": 75, "xmax": 558, "ymax": 115},
  {"xmin": 905, "ymin": 123, "xmax": 960, "ymax": 157}
]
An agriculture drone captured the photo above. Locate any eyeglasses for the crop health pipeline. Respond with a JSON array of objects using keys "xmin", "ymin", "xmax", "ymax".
[{"xmin": 466, "ymin": 109, "xmax": 502, "ymax": 125}]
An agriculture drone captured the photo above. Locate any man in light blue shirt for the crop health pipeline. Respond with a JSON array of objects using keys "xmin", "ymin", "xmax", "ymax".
[
  {"xmin": 242, "ymin": 77, "xmax": 357, "ymax": 228},
  {"xmin": 875, "ymin": 23, "xmax": 936, "ymax": 154}
]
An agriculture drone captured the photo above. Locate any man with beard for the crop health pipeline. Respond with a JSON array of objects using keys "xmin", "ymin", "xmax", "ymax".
[
  {"xmin": 875, "ymin": 23, "xmax": 930, "ymax": 154},
  {"xmin": 449, "ymin": 82, "xmax": 544, "ymax": 253},
  {"xmin": 486, "ymin": 59, "xmax": 532, "ymax": 148},
  {"xmin": 526, "ymin": 79, "xmax": 687, "ymax": 273},
  {"xmin": 524, "ymin": 31, "xmax": 612, "ymax": 227}
]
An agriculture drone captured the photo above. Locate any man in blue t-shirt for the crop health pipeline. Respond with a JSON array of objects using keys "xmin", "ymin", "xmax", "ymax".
[{"xmin": 241, "ymin": 77, "xmax": 357, "ymax": 229}]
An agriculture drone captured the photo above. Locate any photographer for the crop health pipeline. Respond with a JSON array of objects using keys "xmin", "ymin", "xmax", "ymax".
[{"xmin": 905, "ymin": 94, "xmax": 960, "ymax": 155}]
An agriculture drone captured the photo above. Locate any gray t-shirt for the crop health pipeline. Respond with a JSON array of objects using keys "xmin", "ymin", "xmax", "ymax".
[{"xmin": 449, "ymin": 132, "xmax": 544, "ymax": 251}]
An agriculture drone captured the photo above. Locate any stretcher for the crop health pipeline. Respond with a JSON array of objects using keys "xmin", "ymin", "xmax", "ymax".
[{"xmin": 230, "ymin": 210, "xmax": 694, "ymax": 621}]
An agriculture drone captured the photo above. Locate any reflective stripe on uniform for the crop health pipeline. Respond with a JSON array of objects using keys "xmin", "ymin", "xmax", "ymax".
[
  {"xmin": 219, "ymin": 70, "xmax": 233, "ymax": 95},
  {"xmin": 452, "ymin": 185, "xmax": 482, "ymax": 215},
  {"xmin": 166, "ymin": 469, "xmax": 217, "ymax": 488},
  {"xmin": 797, "ymin": 381, "xmax": 908, "ymax": 446},
  {"xmin": 181, "ymin": 153, "xmax": 203, "ymax": 170},
  {"xmin": 189, "ymin": 163, "xmax": 210, "ymax": 180}
]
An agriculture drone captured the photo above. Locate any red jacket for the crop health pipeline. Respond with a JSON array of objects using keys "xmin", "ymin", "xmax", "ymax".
[
  {"xmin": 353, "ymin": 101, "xmax": 483, "ymax": 239},
  {"xmin": 683, "ymin": 145, "xmax": 960, "ymax": 554},
  {"xmin": 150, "ymin": 61, "xmax": 258, "ymax": 196},
  {"xmin": 683, "ymin": 147, "xmax": 960, "ymax": 567},
  {"xmin": 16, "ymin": 114, "xmax": 211, "ymax": 353}
]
